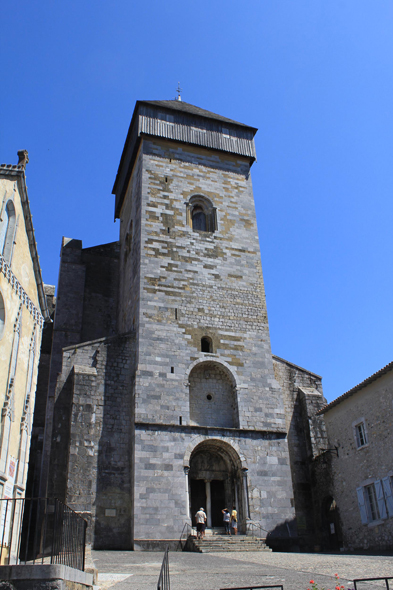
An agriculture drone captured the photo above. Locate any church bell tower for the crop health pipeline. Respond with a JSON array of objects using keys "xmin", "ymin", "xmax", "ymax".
[{"xmin": 112, "ymin": 99, "xmax": 295, "ymax": 545}]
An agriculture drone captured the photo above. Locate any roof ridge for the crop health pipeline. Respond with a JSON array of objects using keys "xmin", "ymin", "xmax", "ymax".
[
  {"xmin": 317, "ymin": 359, "xmax": 393, "ymax": 414},
  {"xmin": 139, "ymin": 99, "xmax": 257, "ymax": 131}
]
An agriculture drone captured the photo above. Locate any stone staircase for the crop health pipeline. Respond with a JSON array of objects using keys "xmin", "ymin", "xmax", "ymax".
[{"xmin": 186, "ymin": 534, "xmax": 272, "ymax": 553}]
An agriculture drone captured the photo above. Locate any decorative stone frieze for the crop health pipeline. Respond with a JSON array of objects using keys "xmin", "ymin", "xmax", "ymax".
[{"xmin": 0, "ymin": 256, "xmax": 43, "ymax": 327}]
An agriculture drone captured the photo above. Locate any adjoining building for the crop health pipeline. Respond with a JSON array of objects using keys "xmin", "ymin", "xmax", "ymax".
[
  {"xmin": 317, "ymin": 361, "xmax": 393, "ymax": 551},
  {"xmin": 34, "ymin": 99, "xmax": 328, "ymax": 550},
  {"xmin": 0, "ymin": 152, "xmax": 49, "ymax": 551}
]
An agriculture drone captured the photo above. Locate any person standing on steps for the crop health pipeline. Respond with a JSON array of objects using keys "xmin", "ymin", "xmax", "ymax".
[
  {"xmin": 195, "ymin": 507, "xmax": 207, "ymax": 539},
  {"xmin": 222, "ymin": 508, "xmax": 231, "ymax": 535},
  {"xmin": 230, "ymin": 506, "xmax": 238, "ymax": 535}
]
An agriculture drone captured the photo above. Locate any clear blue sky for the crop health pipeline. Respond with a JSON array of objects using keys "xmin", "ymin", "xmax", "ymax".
[{"xmin": 2, "ymin": 1, "xmax": 393, "ymax": 402}]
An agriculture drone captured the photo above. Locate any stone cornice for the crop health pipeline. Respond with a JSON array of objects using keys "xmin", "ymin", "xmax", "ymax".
[
  {"xmin": 0, "ymin": 255, "xmax": 44, "ymax": 328},
  {"xmin": 135, "ymin": 421, "xmax": 287, "ymax": 438}
]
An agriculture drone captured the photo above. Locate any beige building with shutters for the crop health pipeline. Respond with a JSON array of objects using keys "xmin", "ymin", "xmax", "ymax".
[
  {"xmin": 0, "ymin": 151, "xmax": 49, "ymax": 509},
  {"xmin": 318, "ymin": 361, "xmax": 393, "ymax": 551}
]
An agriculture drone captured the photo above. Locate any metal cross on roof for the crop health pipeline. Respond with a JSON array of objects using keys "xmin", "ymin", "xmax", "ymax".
[{"xmin": 175, "ymin": 82, "xmax": 182, "ymax": 101}]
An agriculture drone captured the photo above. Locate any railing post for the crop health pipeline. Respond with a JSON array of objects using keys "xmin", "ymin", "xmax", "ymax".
[
  {"xmin": 82, "ymin": 519, "xmax": 87, "ymax": 571},
  {"xmin": 50, "ymin": 499, "xmax": 58, "ymax": 564},
  {"xmin": 16, "ymin": 498, "xmax": 25, "ymax": 565},
  {"xmin": 0, "ymin": 500, "xmax": 10, "ymax": 563}
]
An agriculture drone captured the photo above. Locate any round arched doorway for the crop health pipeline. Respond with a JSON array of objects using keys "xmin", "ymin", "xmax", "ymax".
[{"xmin": 189, "ymin": 439, "xmax": 246, "ymax": 530}]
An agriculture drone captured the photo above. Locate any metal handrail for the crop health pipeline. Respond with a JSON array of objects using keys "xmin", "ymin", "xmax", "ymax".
[
  {"xmin": 354, "ymin": 577, "xmax": 393, "ymax": 590},
  {"xmin": 244, "ymin": 520, "xmax": 269, "ymax": 538},
  {"xmin": 178, "ymin": 521, "xmax": 195, "ymax": 551},
  {"xmin": 157, "ymin": 545, "xmax": 170, "ymax": 590},
  {"xmin": 220, "ymin": 586, "xmax": 283, "ymax": 590}
]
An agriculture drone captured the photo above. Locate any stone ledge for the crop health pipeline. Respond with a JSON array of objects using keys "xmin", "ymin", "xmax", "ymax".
[
  {"xmin": 0, "ymin": 564, "xmax": 93, "ymax": 586},
  {"xmin": 135, "ymin": 421, "xmax": 287, "ymax": 437},
  {"xmin": 73, "ymin": 365, "xmax": 97, "ymax": 376}
]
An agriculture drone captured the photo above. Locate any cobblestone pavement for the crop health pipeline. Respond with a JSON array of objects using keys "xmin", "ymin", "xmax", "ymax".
[{"xmin": 91, "ymin": 550, "xmax": 393, "ymax": 590}]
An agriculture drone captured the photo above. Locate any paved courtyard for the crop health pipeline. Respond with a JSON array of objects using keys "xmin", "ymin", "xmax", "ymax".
[{"xmin": 91, "ymin": 550, "xmax": 393, "ymax": 590}]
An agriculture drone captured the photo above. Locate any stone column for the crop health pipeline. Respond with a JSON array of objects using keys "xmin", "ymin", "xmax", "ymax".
[
  {"xmin": 205, "ymin": 480, "xmax": 212, "ymax": 527},
  {"xmin": 242, "ymin": 467, "xmax": 250, "ymax": 519},
  {"xmin": 184, "ymin": 467, "xmax": 190, "ymax": 521}
]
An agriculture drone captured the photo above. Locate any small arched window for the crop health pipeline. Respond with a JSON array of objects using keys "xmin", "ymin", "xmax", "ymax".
[
  {"xmin": 1, "ymin": 201, "xmax": 16, "ymax": 262},
  {"xmin": 192, "ymin": 206, "xmax": 207, "ymax": 231},
  {"xmin": 201, "ymin": 337, "xmax": 212, "ymax": 353},
  {"xmin": 188, "ymin": 195, "xmax": 217, "ymax": 233}
]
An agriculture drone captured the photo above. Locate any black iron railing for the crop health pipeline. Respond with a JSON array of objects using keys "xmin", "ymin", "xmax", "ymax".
[
  {"xmin": 220, "ymin": 586, "xmax": 284, "ymax": 590},
  {"xmin": 244, "ymin": 521, "xmax": 269, "ymax": 538},
  {"xmin": 178, "ymin": 521, "xmax": 196, "ymax": 551},
  {"xmin": 157, "ymin": 545, "xmax": 170, "ymax": 590},
  {"xmin": 0, "ymin": 498, "xmax": 87, "ymax": 571},
  {"xmin": 354, "ymin": 578, "xmax": 393, "ymax": 590}
]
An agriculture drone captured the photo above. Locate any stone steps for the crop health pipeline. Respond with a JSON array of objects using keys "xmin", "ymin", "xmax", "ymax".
[{"xmin": 186, "ymin": 535, "xmax": 272, "ymax": 553}]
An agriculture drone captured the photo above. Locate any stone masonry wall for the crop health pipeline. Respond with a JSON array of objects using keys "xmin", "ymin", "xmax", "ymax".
[
  {"xmin": 133, "ymin": 425, "xmax": 294, "ymax": 542},
  {"xmin": 26, "ymin": 285, "xmax": 56, "ymax": 497},
  {"xmin": 48, "ymin": 333, "xmax": 136, "ymax": 548},
  {"xmin": 323, "ymin": 371, "xmax": 393, "ymax": 551},
  {"xmin": 273, "ymin": 356, "xmax": 328, "ymax": 549},
  {"xmin": 40, "ymin": 239, "xmax": 119, "ymax": 497},
  {"xmin": 118, "ymin": 148, "xmax": 142, "ymax": 337},
  {"xmin": 119, "ymin": 136, "xmax": 296, "ymax": 540},
  {"xmin": 127, "ymin": 138, "xmax": 287, "ymax": 432}
]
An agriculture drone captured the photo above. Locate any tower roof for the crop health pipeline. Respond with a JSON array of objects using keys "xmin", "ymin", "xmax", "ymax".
[
  {"xmin": 113, "ymin": 99, "xmax": 257, "ymax": 218},
  {"xmin": 140, "ymin": 100, "xmax": 258, "ymax": 131}
]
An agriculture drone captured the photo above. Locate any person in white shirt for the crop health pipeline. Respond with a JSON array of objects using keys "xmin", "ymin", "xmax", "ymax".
[{"xmin": 195, "ymin": 507, "xmax": 207, "ymax": 539}]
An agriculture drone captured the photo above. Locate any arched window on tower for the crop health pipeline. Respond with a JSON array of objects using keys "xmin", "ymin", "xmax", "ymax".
[
  {"xmin": 187, "ymin": 195, "xmax": 217, "ymax": 233},
  {"xmin": 192, "ymin": 206, "xmax": 207, "ymax": 231},
  {"xmin": 201, "ymin": 337, "xmax": 212, "ymax": 353}
]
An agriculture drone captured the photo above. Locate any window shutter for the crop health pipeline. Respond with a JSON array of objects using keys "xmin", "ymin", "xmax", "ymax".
[
  {"xmin": 382, "ymin": 477, "xmax": 393, "ymax": 517},
  {"xmin": 356, "ymin": 487, "xmax": 368, "ymax": 524},
  {"xmin": 375, "ymin": 480, "xmax": 387, "ymax": 519}
]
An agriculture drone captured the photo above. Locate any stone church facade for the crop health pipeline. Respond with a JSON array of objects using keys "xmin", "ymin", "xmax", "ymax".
[{"xmin": 34, "ymin": 100, "xmax": 328, "ymax": 550}]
